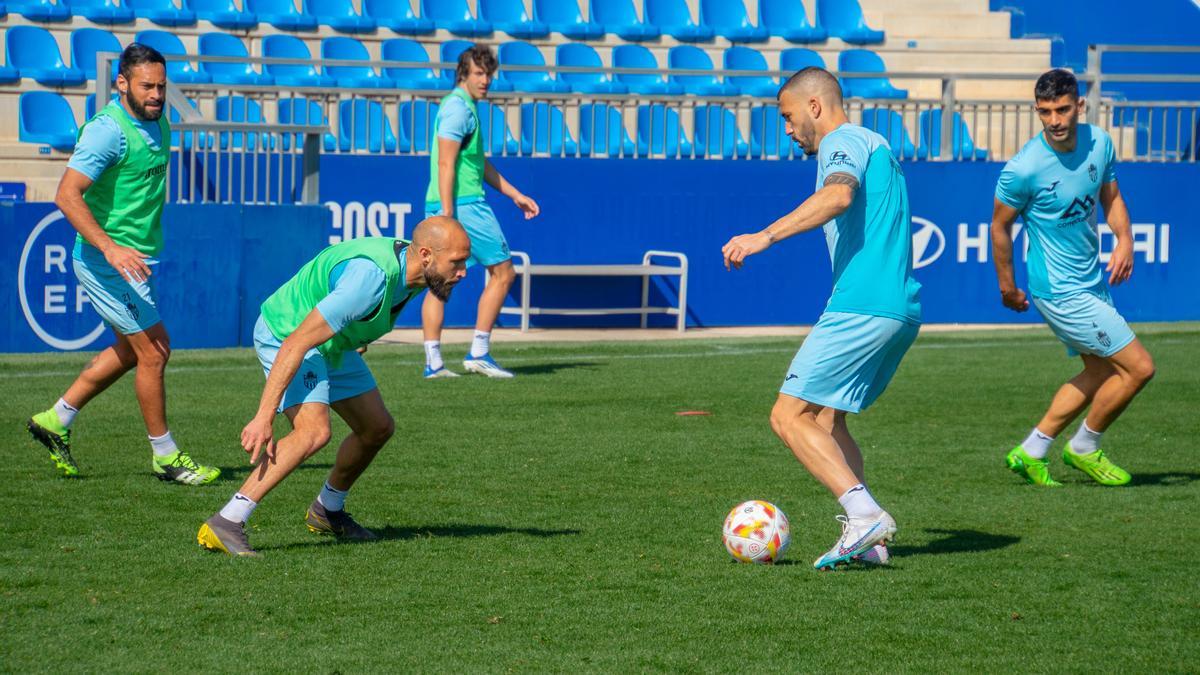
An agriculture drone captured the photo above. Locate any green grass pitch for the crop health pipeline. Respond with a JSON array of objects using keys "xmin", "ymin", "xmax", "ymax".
[{"xmin": 2, "ymin": 324, "xmax": 1198, "ymax": 672}]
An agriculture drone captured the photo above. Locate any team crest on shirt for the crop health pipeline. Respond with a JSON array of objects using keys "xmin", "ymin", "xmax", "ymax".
[
  {"xmin": 121, "ymin": 292, "xmax": 139, "ymax": 321},
  {"xmin": 1097, "ymin": 330, "xmax": 1111, "ymax": 348},
  {"xmin": 303, "ymin": 370, "xmax": 318, "ymax": 390},
  {"xmin": 1088, "ymin": 163, "xmax": 1098, "ymax": 183}
]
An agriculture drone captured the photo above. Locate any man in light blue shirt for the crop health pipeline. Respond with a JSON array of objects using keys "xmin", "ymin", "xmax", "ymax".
[
  {"xmin": 722, "ymin": 67, "xmax": 920, "ymax": 571},
  {"xmin": 992, "ymin": 69, "xmax": 1155, "ymax": 488}
]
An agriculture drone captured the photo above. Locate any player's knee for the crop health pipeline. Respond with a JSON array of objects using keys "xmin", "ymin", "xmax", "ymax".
[
  {"xmin": 304, "ymin": 427, "xmax": 332, "ymax": 455},
  {"xmin": 359, "ymin": 415, "xmax": 395, "ymax": 448},
  {"xmin": 1130, "ymin": 357, "xmax": 1156, "ymax": 386},
  {"xmin": 489, "ymin": 264, "xmax": 516, "ymax": 287},
  {"xmin": 768, "ymin": 401, "xmax": 795, "ymax": 436}
]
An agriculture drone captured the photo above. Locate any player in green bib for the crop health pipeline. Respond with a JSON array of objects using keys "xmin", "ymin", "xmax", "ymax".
[
  {"xmin": 421, "ymin": 45, "xmax": 541, "ymax": 380},
  {"xmin": 198, "ymin": 217, "xmax": 471, "ymax": 557},
  {"xmin": 25, "ymin": 44, "xmax": 220, "ymax": 485}
]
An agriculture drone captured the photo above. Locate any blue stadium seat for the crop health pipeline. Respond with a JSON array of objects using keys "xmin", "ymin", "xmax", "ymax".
[
  {"xmin": 700, "ymin": 0, "xmax": 766, "ymax": 42},
  {"xmin": 590, "ymin": 0, "xmax": 658, "ymax": 41},
  {"xmin": 0, "ymin": 63, "xmax": 19, "ymax": 84},
  {"xmin": 480, "ymin": 0, "xmax": 549, "ymax": 38},
  {"xmin": 168, "ymin": 96, "xmax": 215, "ymax": 150},
  {"xmin": 477, "ymin": 100, "xmax": 520, "ymax": 154},
  {"xmin": 693, "ymin": 105, "xmax": 748, "ymax": 158},
  {"xmin": 215, "ymin": 95, "xmax": 275, "ymax": 150},
  {"xmin": 63, "ymin": 0, "xmax": 134, "ymax": 23},
  {"xmin": 668, "ymin": 45, "xmax": 738, "ymax": 96},
  {"xmin": 262, "ymin": 35, "xmax": 337, "ymax": 87},
  {"xmin": 816, "ymin": 0, "xmax": 882, "ymax": 44},
  {"xmin": 779, "ymin": 47, "xmax": 825, "ymax": 73},
  {"xmin": 338, "ymin": 99, "xmax": 398, "ymax": 152},
  {"xmin": 397, "ymin": 99, "xmax": 439, "ymax": 152},
  {"xmin": 322, "ymin": 37, "xmax": 396, "ymax": 88},
  {"xmin": 421, "ymin": 0, "xmax": 492, "ymax": 36},
  {"xmin": 71, "ymin": 28, "xmax": 122, "ymax": 81},
  {"xmin": 839, "ymin": 49, "xmax": 906, "ymax": 99},
  {"xmin": 519, "ymin": 101, "xmax": 578, "ymax": 156},
  {"xmin": 860, "ymin": 108, "xmax": 916, "ymax": 159},
  {"xmin": 724, "ymin": 46, "xmax": 778, "ymax": 97},
  {"xmin": 248, "ymin": 0, "xmax": 317, "ymax": 30},
  {"xmin": 758, "ymin": 0, "xmax": 825, "ymax": 42},
  {"xmin": 199, "ymin": 33, "xmax": 273, "ymax": 86},
  {"xmin": 19, "ymin": 91, "xmax": 76, "ymax": 150},
  {"xmin": 439, "ymin": 40, "xmax": 514, "ymax": 90},
  {"xmin": 84, "ymin": 90, "xmax": 119, "ymax": 119},
  {"xmin": 8, "ymin": 0, "xmax": 71, "ymax": 22},
  {"xmin": 125, "ymin": 0, "xmax": 197, "ymax": 27},
  {"xmin": 135, "ymin": 30, "xmax": 212, "ymax": 83},
  {"xmin": 364, "ymin": 0, "xmax": 434, "ymax": 34},
  {"xmin": 612, "ymin": 44, "xmax": 682, "ymax": 95},
  {"xmin": 382, "ymin": 39, "xmax": 451, "ymax": 90},
  {"xmin": 749, "ymin": 104, "xmax": 794, "ymax": 158},
  {"xmin": 306, "ymin": 0, "xmax": 376, "ymax": 33},
  {"xmin": 636, "ymin": 104, "xmax": 692, "ymax": 158},
  {"xmin": 188, "ymin": 0, "xmax": 257, "ymax": 29},
  {"xmin": 578, "ymin": 102, "xmax": 635, "ymax": 157},
  {"xmin": 644, "ymin": 0, "xmax": 713, "ymax": 42},
  {"xmin": 6, "ymin": 26, "xmax": 86, "ymax": 86},
  {"xmin": 498, "ymin": 41, "xmax": 569, "ymax": 93},
  {"xmin": 556, "ymin": 43, "xmax": 627, "ymax": 94},
  {"xmin": 534, "ymin": 0, "xmax": 603, "ymax": 39},
  {"xmin": 917, "ymin": 110, "xmax": 989, "ymax": 160},
  {"xmin": 278, "ymin": 96, "xmax": 336, "ymax": 151}
]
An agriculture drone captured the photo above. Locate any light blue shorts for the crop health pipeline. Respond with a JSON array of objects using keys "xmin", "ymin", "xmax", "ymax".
[
  {"xmin": 72, "ymin": 243, "xmax": 162, "ymax": 335},
  {"xmin": 426, "ymin": 200, "xmax": 510, "ymax": 268},
  {"xmin": 1032, "ymin": 289, "xmax": 1136, "ymax": 358},
  {"xmin": 253, "ymin": 315, "xmax": 377, "ymax": 412},
  {"xmin": 781, "ymin": 311, "xmax": 920, "ymax": 414}
]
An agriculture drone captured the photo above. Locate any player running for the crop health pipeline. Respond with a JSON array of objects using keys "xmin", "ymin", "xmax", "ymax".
[
  {"xmin": 421, "ymin": 45, "xmax": 540, "ymax": 379},
  {"xmin": 992, "ymin": 69, "xmax": 1155, "ymax": 487},
  {"xmin": 198, "ymin": 218, "xmax": 470, "ymax": 557},
  {"xmin": 25, "ymin": 44, "xmax": 219, "ymax": 484},
  {"xmin": 721, "ymin": 67, "xmax": 921, "ymax": 570}
]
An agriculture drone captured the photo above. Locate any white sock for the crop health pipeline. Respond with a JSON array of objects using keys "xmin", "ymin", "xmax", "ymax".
[
  {"xmin": 424, "ymin": 340, "xmax": 443, "ymax": 370},
  {"xmin": 838, "ymin": 484, "xmax": 883, "ymax": 519},
  {"xmin": 53, "ymin": 398, "xmax": 79, "ymax": 429},
  {"xmin": 317, "ymin": 481, "xmax": 348, "ymax": 512},
  {"xmin": 1021, "ymin": 427, "xmax": 1055, "ymax": 459},
  {"xmin": 219, "ymin": 493, "xmax": 257, "ymax": 524},
  {"xmin": 470, "ymin": 331, "xmax": 491, "ymax": 358},
  {"xmin": 1069, "ymin": 422, "xmax": 1104, "ymax": 454},
  {"xmin": 148, "ymin": 431, "xmax": 178, "ymax": 457}
]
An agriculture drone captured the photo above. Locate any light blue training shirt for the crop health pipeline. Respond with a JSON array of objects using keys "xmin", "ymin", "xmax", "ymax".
[
  {"xmin": 995, "ymin": 123, "xmax": 1117, "ymax": 299},
  {"xmin": 428, "ymin": 92, "xmax": 485, "ymax": 209},
  {"xmin": 314, "ymin": 250, "xmax": 412, "ymax": 334},
  {"xmin": 815, "ymin": 123, "xmax": 922, "ymax": 324},
  {"xmin": 66, "ymin": 104, "xmax": 165, "ymax": 181}
]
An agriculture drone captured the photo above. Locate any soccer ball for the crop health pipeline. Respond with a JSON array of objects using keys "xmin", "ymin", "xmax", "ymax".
[{"xmin": 722, "ymin": 500, "xmax": 791, "ymax": 564}]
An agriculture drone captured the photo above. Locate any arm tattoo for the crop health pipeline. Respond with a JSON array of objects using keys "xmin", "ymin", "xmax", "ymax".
[{"xmin": 823, "ymin": 172, "xmax": 860, "ymax": 191}]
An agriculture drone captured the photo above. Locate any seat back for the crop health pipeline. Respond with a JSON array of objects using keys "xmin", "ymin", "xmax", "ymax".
[
  {"xmin": 322, "ymin": 36, "xmax": 374, "ymax": 79},
  {"xmin": 860, "ymin": 108, "xmax": 915, "ymax": 159},
  {"xmin": 579, "ymin": 102, "xmax": 631, "ymax": 156},
  {"xmin": 700, "ymin": 0, "xmax": 753, "ymax": 31},
  {"xmin": 520, "ymin": 101, "xmax": 574, "ymax": 156},
  {"xmin": 136, "ymin": 29, "xmax": 203, "ymax": 80},
  {"xmin": 636, "ymin": 103, "xmax": 688, "ymax": 157},
  {"xmin": 534, "ymin": 0, "xmax": 585, "ymax": 24},
  {"xmin": 477, "ymin": 100, "xmax": 519, "ymax": 155},
  {"xmin": 71, "ymin": 27, "xmax": 122, "ymax": 80},
  {"xmin": 724, "ymin": 46, "xmax": 773, "ymax": 90},
  {"xmin": 498, "ymin": 41, "xmax": 554, "ymax": 87},
  {"xmin": 364, "ymin": 0, "xmax": 418, "ymax": 19},
  {"xmin": 190, "ymin": 0, "xmax": 241, "ymax": 13},
  {"xmin": 199, "ymin": 33, "xmax": 254, "ymax": 78},
  {"xmin": 262, "ymin": 35, "xmax": 321, "ymax": 79},
  {"xmin": 668, "ymin": 45, "xmax": 719, "ymax": 89},
  {"xmin": 749, "ymin": 104, "xmax": 792, "ymax": 157},
  {"xmin": 7, "ymin": 26, "xmax": 68, "ymax": 70},
  {"xmin": 759, "ymin": 0, "xmax": 809, "ymax": 31},
  {"xmin": 644, "ymin": 0, "xmax": 695, "ymax": 28},
  {"xmin": 556, "ymin": 42, "xmax": 605, "ymax": 86},
  {"xmin": 398, "ymin": 99, "xmax": 439, "ymax": 152},
  {"xmin": 440, "ymin": 39, "xmax": 474, "ymax": 81},
  {"xmin": 693, "ymin": 104, "xmax": 742, "ymax": 158},
  {"xmin": 591, "ymin": 0, "xmax": 636, "ymax": 25},
  {"xmin": 248, "ymin": 0, "xmax": 301, "ymax": 16},
  {"xmin": 338, "ymin": 98, "xmax": 397, "ymax": 152},
  {"xmin": 918, "ymin": 109, "xmax": 984, "ymax": 159},
  {"xmin": 21, "ymin": 91, "xmax": 77, "ymax": 137},
  {"xmin": 421, "ymin": 0, "xmax": 474, "ymax": 22},
  {"xmin": 612, "ymin": 44, "xmax": 663, "ymax": 88},
  {"xmin": 817, "ymin": 0, "xmax": 868, "ymax": 31},
  {"xmin": 779, "ymin": 47, "xmax": 824, "ymax": 72},
  {"xmin": 382, "ymin": 39, "xmax": 436, "ymax": 81},
  {"xmin": 307, "ymin": 0, "xmax": 361, "ymax": 20},
  {"xmin": 480, "ymin": 0, "xmax": 529, "ymax": 23}
]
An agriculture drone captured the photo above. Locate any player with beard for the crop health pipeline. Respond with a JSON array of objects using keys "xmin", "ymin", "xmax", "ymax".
[
  {"xmin": 198, "ymin": 218, "xmax": 471, "ymax": 557},
  {"xmin": 25, "ymin": 44, "xmax": 221, "ymax": 484}
]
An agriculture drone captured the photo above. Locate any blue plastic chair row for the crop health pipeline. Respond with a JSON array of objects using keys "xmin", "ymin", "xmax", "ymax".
[{"xmin": 860, "ymin": 108, "xmax": 989, "ymax": 160}]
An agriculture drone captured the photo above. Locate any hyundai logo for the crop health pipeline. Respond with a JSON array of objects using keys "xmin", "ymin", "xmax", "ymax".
[{"xmin": 911, "ymin": 217, "xmax": 945, "ymax": 269}]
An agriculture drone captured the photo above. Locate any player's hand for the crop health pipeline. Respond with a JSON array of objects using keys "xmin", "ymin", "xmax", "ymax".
[
  {"xmin": 513, "ymin": 193, "xmax": 540, "ymax": 220},
  {"xmin": 721, "ymin": 232, "xmax": 772, "ymax": 271},
  {"xmin": 1107, "ymin": 240, "xmax": 1134, "ymax": 286},
  {"xmin": 356, "ymin": 345, "xmax": 369, "ymax": 354},
  {"xmin": 240, "ymin": 413, "xmax": 276, "ymax": 465},
  {"xmin": 1000, "ymin": 287, "xmax": 1029, "ymax": 312},
  {"xmin": 103, "ymin": 244, "xmax": 151, "ymax": 283}
]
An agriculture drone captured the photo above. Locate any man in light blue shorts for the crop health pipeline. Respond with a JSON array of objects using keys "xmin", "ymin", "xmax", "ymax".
[
  {"xmin": 992, "ymin": 69, "xmax": 1155, "ymax": 488},
  {"xmin": 25, "ymin": 44, "xmax": 220, "ymax": 485},
  {"xmin": 421, "ymin": 44, "xmax": 541, "ymax": 379},
  {"xmin": 722, "ymin": 67, "xmax": 921, "ymax": 571},
  {"xmin": 198, "ymin": 217, "xmax": 471, "ymax": 557}
]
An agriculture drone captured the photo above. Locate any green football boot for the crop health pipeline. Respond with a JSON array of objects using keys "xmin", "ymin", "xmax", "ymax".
[
  {"xmin": 1005, "ymin": 445, "xmax": 1062, "ymax": 487},
  {"xmin": 153, "ymin": 450, "xmax": 220, "ymax": 485},
  {"xmin": 1063, "ymin": 444, "xmax": 1131, "ymax": 486},
  {"xmin": 26, "ymin": 410, "xmax": 78, "ymax": 477}
]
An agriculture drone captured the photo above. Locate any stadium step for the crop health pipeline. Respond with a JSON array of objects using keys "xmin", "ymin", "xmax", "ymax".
[{"xmin": 866, "ymin": 11, "xmax": 1013, "ymax": 40}]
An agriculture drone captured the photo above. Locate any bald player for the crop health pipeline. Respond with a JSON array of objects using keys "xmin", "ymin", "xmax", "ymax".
[
  {"xmin": 198, "ymin": 218, "xmax": 471, "ymax": 557},
  {"xmin": 721, "ymin": 67, "xmax": 922, "ymax": 571}
]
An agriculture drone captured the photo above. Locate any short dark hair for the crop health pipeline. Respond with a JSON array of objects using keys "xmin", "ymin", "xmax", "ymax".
[
  {"xmin": 455, "ymin": 45, "xmax": 498, "ymax": 84},
  {"xmin": 778, "ymin": 66, "xmax": 842, "ymax": 101},
  {"xmin": 1034, "ymin": 68, "xmax": 1079, "ymax": 102},
  {"xmin": 119, "ymin": 43, "xmax": 166, "ymax": 81}
]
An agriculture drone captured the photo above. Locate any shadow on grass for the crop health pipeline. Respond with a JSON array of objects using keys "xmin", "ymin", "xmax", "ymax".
[
  {"xmin": 504, "ymin": 361, "xmax": 600, "ymax": 376},
  {"xmin": 216, "ymin": 462, "xmax": 335, "ymax": 479},
  {"xmin": 1126, "ymin": 472, "xmax": 1200, "ymax": 488},
  {"xmin": 889, "ymin": 528, "xmax": 1020, "ymax": 557},
  {"xmin": 264, "ymin": 523, "xmax": 582, "ymax": 551}
]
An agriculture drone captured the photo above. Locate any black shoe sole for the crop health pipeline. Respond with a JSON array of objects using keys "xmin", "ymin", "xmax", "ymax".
[{"xmin": 26, "ymin": 419, "xmax": 79, "ymax": 475}]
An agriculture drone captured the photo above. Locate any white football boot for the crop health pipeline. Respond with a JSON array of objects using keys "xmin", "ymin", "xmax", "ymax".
[
  {"xmin": 813, "ymin": 511, "xmax": 897, "ymax": 570},
  {"xmin": 462, "ymin": 354, "xmax": 514, "ymax": 378}
]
